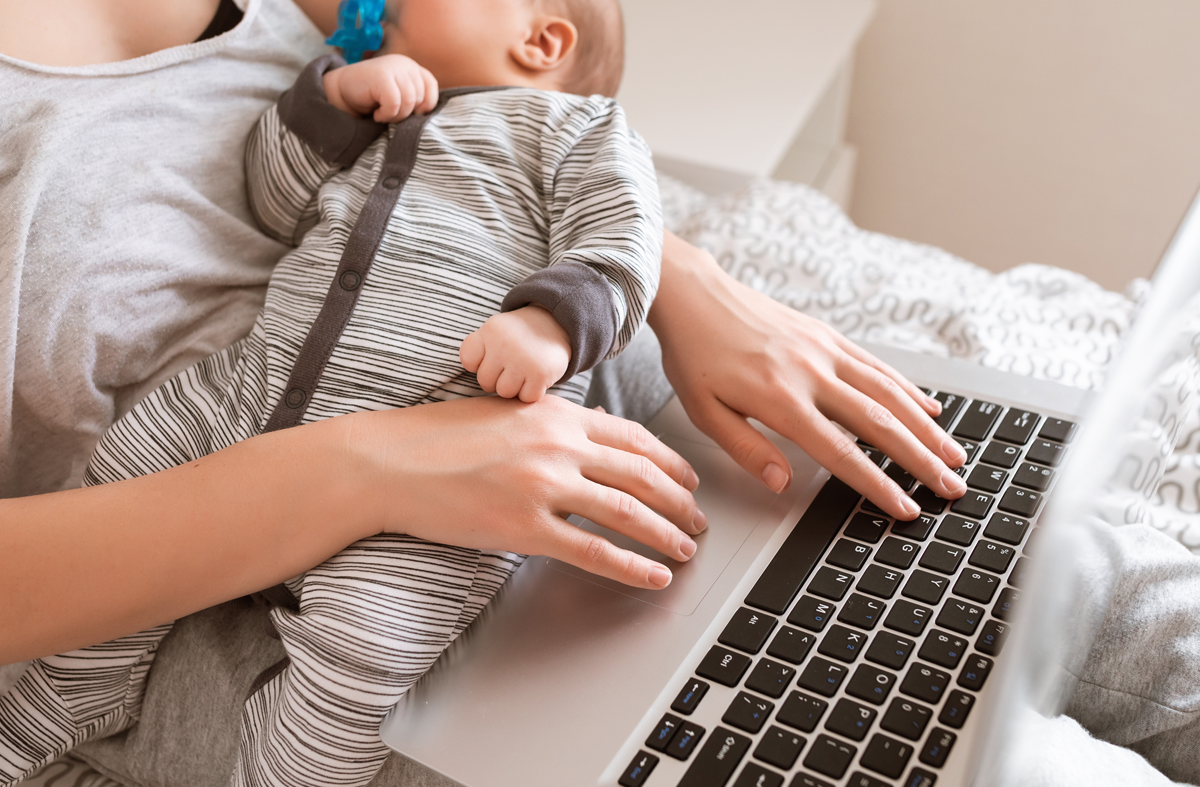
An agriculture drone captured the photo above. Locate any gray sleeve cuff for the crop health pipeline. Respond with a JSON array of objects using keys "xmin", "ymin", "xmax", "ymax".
[
  {"xmin": 501, "ymin": 261, "xmax": 618, "ymax": 381},
  {"xmin": 277, "ymin": 54, "xmax": 387, "ymax": 168}
]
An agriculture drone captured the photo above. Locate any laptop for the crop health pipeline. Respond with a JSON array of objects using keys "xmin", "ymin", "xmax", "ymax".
[{"xmin": 379, "ymin": 186, "xmax": 1200, "ymax": 787}]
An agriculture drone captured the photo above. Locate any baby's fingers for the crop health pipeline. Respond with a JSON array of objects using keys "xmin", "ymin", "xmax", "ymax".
[
  {"xmin": 459, "ymin": 331, "xmax": 485, "ymax": 373},
  {"xmin": 417, "ymin": 68, "xmax": 439, "ymax": 113}
]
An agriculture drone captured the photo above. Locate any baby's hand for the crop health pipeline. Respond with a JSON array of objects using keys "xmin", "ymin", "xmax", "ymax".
[
  {"xmin": 323, "ymin": 55, "xmax": 439, "ymax": 123},
  {"xmin": 460, "ymin": 306, "xmax": 572, "ymax": 403}
]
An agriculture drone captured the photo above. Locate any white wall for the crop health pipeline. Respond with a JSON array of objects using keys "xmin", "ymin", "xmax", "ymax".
[{"xmin": 846, "ymin": 0, "xmax": 1200, "ymax": 293}]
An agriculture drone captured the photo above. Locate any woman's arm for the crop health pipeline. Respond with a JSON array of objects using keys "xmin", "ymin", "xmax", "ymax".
[
  {"xmin": 649, "ymin": 231, "xmax": 968, "ymax": 521},
  {"xmin": 0, "ymin": 396, "xmax": 702, "ymax": 664}
]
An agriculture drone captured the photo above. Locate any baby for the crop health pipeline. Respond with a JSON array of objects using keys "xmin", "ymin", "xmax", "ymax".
[{"xmin": 0, "ymin": 1, "xmax": 661, "ymax": 787}]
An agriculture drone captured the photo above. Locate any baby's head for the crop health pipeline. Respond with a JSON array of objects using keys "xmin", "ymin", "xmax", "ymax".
[{"xmin": 381, "ymin": 0, "xmax": 624, "ymax": 97}]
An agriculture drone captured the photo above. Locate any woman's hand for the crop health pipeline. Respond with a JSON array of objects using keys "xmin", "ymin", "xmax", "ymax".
[{"xmin": 649, "ymin": 232, "xmax": 968, "ymax": 520}]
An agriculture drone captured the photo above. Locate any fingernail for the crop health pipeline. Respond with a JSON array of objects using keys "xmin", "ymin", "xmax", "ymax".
[
  {"xmin": 900, "ymin": 496, "xmax": 920, "ymax": 518},
  {"xmin": 943, "ymin": 437, "xmax": 967, "ymax": 464},
  {"xmin": 761, "ymin": 463, "xmax": 789, "ymax": 493},
  {"xmin": 692, "ymin": 508, "xmax": 708, "ymax": 533},
  {"xmin": 926, "ymin": 395, "xmax": 943, "ymax": 415},
  {"xmin": 680, "ymin": 536, "xmax": 697, "ymax": 559},
  {"xmin": 648, "ymin": 565, "xmax": 672, "ymax": 588},
  {"xmin": 683, "ymin": 466, "xmax": 700, "ymax": 491},
  {"xmin": 942, "ymin": 469, "xmax": 966, "ymax": 496}
]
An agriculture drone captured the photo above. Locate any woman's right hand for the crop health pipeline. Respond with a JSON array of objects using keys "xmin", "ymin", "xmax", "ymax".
[{"xmin": 339, "ymin": 395, "xmax": 706, "ymax": 589}]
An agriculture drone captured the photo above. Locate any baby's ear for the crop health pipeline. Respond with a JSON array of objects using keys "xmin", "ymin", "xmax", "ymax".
[{"xmin": 511, "ymin": 16, "xmax": 578, "ymax": 74}]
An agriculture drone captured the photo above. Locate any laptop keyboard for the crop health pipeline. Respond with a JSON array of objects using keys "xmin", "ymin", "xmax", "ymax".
[{"xmin": 618, "ymin": 389, "xmax": 1075, "ymax": 787}]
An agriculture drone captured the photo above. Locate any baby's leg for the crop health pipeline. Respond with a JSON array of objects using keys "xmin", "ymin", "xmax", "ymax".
[{"xmin": 231, "ymin": 536, "xmax": 523, "ymax": 787}]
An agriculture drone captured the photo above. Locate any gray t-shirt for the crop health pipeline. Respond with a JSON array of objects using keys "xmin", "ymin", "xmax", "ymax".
[{"xmin": 0, "ymin": 0, "xmax": 328, "ymax": 498}]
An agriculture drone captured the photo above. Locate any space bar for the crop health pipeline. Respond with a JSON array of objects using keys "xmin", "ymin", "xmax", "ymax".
[{"xmin": 743, "ymin": 476, "xmax": 861, "ymax": 615}]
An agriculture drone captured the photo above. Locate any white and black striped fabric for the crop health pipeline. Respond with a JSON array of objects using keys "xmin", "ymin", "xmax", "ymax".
[{"xmin": 0, "ymin": 82, "xmax": 660, "ymax": 787}]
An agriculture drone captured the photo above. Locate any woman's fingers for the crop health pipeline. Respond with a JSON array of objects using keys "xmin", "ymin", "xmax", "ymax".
[
  {"xmin": 584, "ymin": 412, "xmax": 701, "ymax": 493},
  {"xmin": 835, "ymin": 334, "xmax": 943, "ymax": 417},
  {"xmin": 538, "ymin": 517, "xmax": 675, "ymax": 589},
  {"xmin": 563, "ymin": 478, "xmax": 697, "ymax": 563},
  {"xmin": 683, "ymin": 396, "xmax": 794, "ymax": 494},
  {"xmin": 583, "ymin": 444, "xmax": 707, "ymax": 535}
]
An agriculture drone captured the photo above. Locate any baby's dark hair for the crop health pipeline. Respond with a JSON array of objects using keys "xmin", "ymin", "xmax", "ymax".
[{"xmin": 544, "ymin": 0, "xmax": 625, "ymax": 98}]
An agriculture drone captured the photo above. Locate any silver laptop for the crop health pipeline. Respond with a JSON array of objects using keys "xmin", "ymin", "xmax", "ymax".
[{"xmin": 379, "ymin": 187, "xmax": 1200, "ymax": 787}]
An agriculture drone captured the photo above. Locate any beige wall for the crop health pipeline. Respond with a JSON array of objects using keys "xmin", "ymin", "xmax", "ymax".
[{"xmin": 845, "ymin": 0, "xmax": 1200, "ymax": 293}]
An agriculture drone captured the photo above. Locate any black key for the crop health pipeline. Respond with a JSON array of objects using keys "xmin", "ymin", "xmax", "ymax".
[
  {"xmin": 993, "ymin": 409, "xmax": 1041, "ymax": 445},
  {"xmin": 885, "ymin": 462, "xmax": 917, "ymax": 492},
  {"xmin": 966, "ymin": 465, "xmax": 1008, "ymax": 494},
  {"xmin": 933, "ymin": 392, "xmax": 967, "ymax": 430},
  {"xmin": 917, "ymin": 629, "xmax": 968, "ymax": 669},
  {"xmin": 955, "ymin": 438, "xmax": 981, "ymax": 463},
  {"xmin": 957, "ymin": 654, "xmax": 994, "ymax": 691},
  {"xmin": 697, "ymin": 646, "xmax": 753, "ymax": 687},
  {"xmin": 935, "ymin": 515, "xmax": 981, "ymax": 547},
  {"xmin": 724, "ymin": 692, "xmax": 775, "ymax": 734},
  {"xmin": 788, "ymin": 596, "xmax": 837, "ymax": 632},
  {"xmin": 619, "ymin": 751, "xmax": 659, "ymax": 787},
  {"xmin": 858, "ymin": 565, "xmax": 905, "ymax": 599},
  {"xmin": 876, "ymin": 536, "xmax": 921, "ymax": 568},
  {"xmin": 860, "ymin": 733, "xmax": 914, "ymax": 779},
  {"xmin": 936, "ymin": 598, "xmax": 984, "ymax": 636},
  {"xmin": 880, "ymin": 696, "xmax": 933, "ymax": 741},
  {"xmin": 992, "ymin": 587, "xmax": 1020, "ymax": 621},
  {"xmin": 976, "ymin": 620, "xmax": 1009, "ymax": 656},
  {"xmin": 1027, "ymin": 438, "xmax": 1066, "ymax": 467},
  {"xmin": 999, "ymin": 487, "xmax": 1042, "ymax": 517},
  {"xmin": 777, "ymin": 692, "xmax": 828, "ymax": 733},
  {"xmin": 953, "ymin": 569, "xmax": 1001, "ymax": 604},
  {"xmin": 667, "ymin": 721, "xmax": 706, "ymax": 760},
  {"xmin": 720, "ymin": 607, "xmax": 779, "ymax": 655},
  {"xmin": 1039, "ymin": 418, "xmax": 1078, "ymax": 443},
  {"xmin": 733, "ymin": 763, "xmax": 785, "ymax": 787},
  {"xmin": 797, "ymin": 658, "xmax": 848, "ymax": 697},
  {"xmin": 860, "ymin": 445, "xmax": 887, "ymax": 467},
  {"xmin": 984, "ymin": 513, "xmax": 1029, "ymax": 545},
  {"xmin": 905, "ymin": 768, "xmax": 939, "ymax": 787},
  {"xmin": 838, "ymin": 594, "xmax": 887, "ymax": 631},
  {"xmin": 827, "ymin": 539, "xmax": 873, "ymax": 571},
  {"xmin": 647, "ymin": 713, "xmax": 683, "ymax": 752},
  {"xmin": 865, "ymin": 631, "xmax": 916, "ymax": 670},
  {"xmin": 968, "ymin": 540, "xmax": 1016, "ymax": 574},
  {"xmin": 1013, "ymin": 462, "xmax": 1054, "ymax": 492},
  {"xmin": 767, "ymin": 627, "xmax": 817, "ymax": 665},
  {"xmin": 953, "ymin": 401, "xmax": 1004, "ymax": 441},
  {"xmin": 918, "ymin": 728, "xmax": 957, "ymax": 769},
  {"xmin": 746, "ymin": 478, "xmax": 862, "ymax": 614},
  {"xmin": 789, "ymin": 775, "xmax": 835, "ymax": 787},
  {"xmin": 673, "ymin": 679, "xmax": 711, "ymax": 716},
  {"xmin": 899, "ymin": 663, "xmax": 950, "ymax": 704},
  {"xmin": 939, "ymin": 690, "xmax": 975, "ymax": 729},
  {"xmin": 847, "ymin": 772, "xmax": 890, "ymax": 787},
  {"xmin": 980, "ymin": 441, "xmax": 1023, "ymax": 469},
  {"xmin": 846, "ymin": 515, "xmax": 892, "ymax": 546},
  {"xmin": 677, "ymin": 727, "xmax": 749, "ymax": 787},
  {"xmin": 818, "ymin": 625, "xmax": 869, "ymax": 664},
  {"xmin": 884, "ymin": 599, "xmax": 933, "ymax": 637},
  {"xmin": 808, "ymin": 567, "xmax": 854, "ymax": 601},
  {"xmin": 918, "ymin": 542, "xmax": 965, "ymax": 575},
  {"xmin": 949, "ymin": 491, "xmax": 994, "ymax": 519},
  {"xmin": 891, "ymin": 514, "xmax": 937, "ymax": 541},
  {"xmin": 825, "ymin": 698, "xmax": 877, "ymax": 742},
  {"xmin": 1009, "ymin": 557, "xmax": 1032, "ymax": 588},
  {"xmin": 753, "ymin": 726, "xmax": 806, "ymax": 771},
  {"xmin": 746, "ymin": 658, "xmax": 796, "ymax": 699},
  {"xmin": 911, "ymin": 486, "xmax": 948, "ymax": 515},
  {"xmin": 802, "ymin": 734, "xmax": 857, "ymax": 780},
  {"xmin": 845, "ymin": 664, "xmax": 897, "ymax": 706},
  {"xmin": 901, "ymin": 570, "xmax": 950, "ymax": 605}
]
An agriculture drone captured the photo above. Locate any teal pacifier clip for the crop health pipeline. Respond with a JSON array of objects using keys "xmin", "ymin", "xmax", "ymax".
[{"xmin": 326, "ymin": 0, "xmax": 385, "ymax": 64}]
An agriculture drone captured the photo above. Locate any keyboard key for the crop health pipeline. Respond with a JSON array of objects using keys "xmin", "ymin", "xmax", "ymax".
[
  {"xmin": 966, "ymin": 465, "xmax": 1008, "ymax": 494},
  {"xmin": 999, "ymin": 487, "xmax": 1042, "ymax": 517},
  {"xmin": 797, "ymin": 658, "xmax": 849, "ymax": 697},
  {"xmin": 875, "ymin": 536, "xmax": 921, "ymax": 569},
  {"xmin": 677, "ymin": 727, "xmax": 749, "ymax": 787},
  {"xmin": 1026, "ymin": 438, "xmax": 1066, "ymax": 467},
  {"xmin": 733, "ymin": 762, "xmax": 784, "ymax": 787},
  {"xmin": 860, "ymin": 733, "xmax": 914, "ymax": 779},
  {"xmin": 884, "ymin": 599, "xmax": 933, "ymax": 637},
  {"xmin": 953, "ymin": 569, "xmax": 1001, "ymax": 604},
  {"xmin": 673, "ymin": 679, "xmax": 711, "ymax": 716},
  {"xmin": 890, "ymin": 514, "xmax": 937, "ymax": 542},
  {"xmin": 993, "ymin": 409, "xmax": 1041, "ymax": 445},
  {"xmin": 619, "ymin": 751, "xmax": 659, "ymax": 787},
  {"xmin": 845, "ymin": 513, "xmax": 890, "ymax": 544},
  {"xmin": 838, "ymin": 594, "xmax": 887, "ymax": 631},
  {"xmin": 846, "ymin": 664, "xmax": 897, "ymax": 706},
  {"xmin": 1039, "ymin": 418, "xmax": 1078, "ymax": 443},
  {"xmin": 885, "ymin": 462, "xmax": 918, "ymax": 492},
  {"xmin": 667, "ymin": 721, "xmax": 706, "ymax": 760},
  {"xmin": 753, "ymin": 726, "xmax": 806, "ymax": 771},
  {"xmin": 803, "ymin": 735, "xmax": 857, "ymax": 780},
  {"xmin": 936, "ymin": 598, "xmax": 984, "ymax": 636},
  {"xmin": 992, "ymin": 587, "xmax": 1020, "ymax": 621},
  {"xmin": 901, "ymin": 570, "xmax": 950, "ymax": 605},
  {"xmin": 953, "ymin": 401, "xmax": 1004, "ymax": 442},
  {"xmin": 777, "ymin": 691, "xmax": 828, "ymax": 733},
  {"xmin": 865, "ymin": 631, "xmax": 916, "ymax": 670},
  {"xmin": 788, "ymin": 596, "xmax": 837, "ymax": 632},
  {"xmin": 825, "ymin": 698, "xmax": 877, "ymax": 741},
  {"xmin": 745, "ymin": 658, "xmax": 796, "ymax": 699},
  {"xmin": 767, "ymin": 627, "xmax": 817, "ymax": 665},
  {"xmin": 860, "ymin": 445, "xmax": 887, "ymax": 467},
  {"xmin": 935, "ymin": 515, "xmax": 981, "ymax": 547},
  {"xmin": 858, "ymin": 565, "xmax": 905, "ymax": 599},
  {"xmin": 808, "ymin": 567, "xmax": 854, "ymax": 601},
  {"xmin": 899, "ymin": 663, "xmax": 950, "ymax": 704},
  {"xmin": 918, "ymin": 728, "xmax": 957, "ymax": 768},
  {"xmin": 905, "ymin": 768, "xmax": 939, "ymax": 787},
  {"xmin": 917, "ymin": 629, "xmax": 968, "ymax": 669},
  {"xmin": 933, "ymin": 392, "xmax": 967, "ymax": 430},
  {"xmin": 918, "ymin": 542, "xmax": 966, "ymax": 575},
  {"xmin": 880, "ymin": 697, "xmax": 933, "ymax": 741},
  {"xmin": 790, "ymin": 775, "xmax": 835, "ymax": 787},
  {"xmin": 1009, "ymin": 557, "xmax": 1032, "ymax": 588},
  {"xmin": 939, "ymin": 690, "xmax": 975, "ymax": 729},
  {"xmin": 818, "ymin": 625, "xmax": 869, "ymax": 664},
  {"xmin": 950, "ymin": 491, "xmax": 994, "ymax": 519},
  {"xmin": 977, "ymin": 620, "xmax": 1009, "ymax": 656},
  {"xmin": 968, "ymin": 540, "xmax": 1016, "ymax": 574},
  {"xmin": 980, "ymin": 441, "xmax": 1023, "ymax": 469},
  {"xmin": 826, "ymin": 539, "xmax": 873, "ymax": 571},
  {"xmin": 697, "ymin": 646, "xmax": 752, "ymax": 687},
  {"xmin": 910, "ymin": 486, "xmax": 948, "ymax": 515},
  {"xmin": 724, "ymin": 692, "xmax": 775, "ymax": 734},
  {"xmin": 957, "ymin": 654, "xmax": 994, "ymax": 691},
  {"xmin": 647, "ymin": 713, "xmax": 683, "ymax": 752},
  {"xmin": 955, "ymin": 438, "xmax": 981, "ymax": 463},
  {"xmin": 847, "ymin": 773, "xmax": 890, "ymax": 787},
  {"xmin": 719, "ymin": 607, "xmax": 779, "ymax": 655},
  {"xmin": 1013, "ymin": 462, "xmax": 1054, "ymax": 492},
  {"xmin": 984, "ymin": 513, "xmax": 1029, "ymax": 545}
]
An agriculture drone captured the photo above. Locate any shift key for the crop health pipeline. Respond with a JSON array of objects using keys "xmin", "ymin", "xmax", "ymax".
[{"xmin": 677, "ymin": 727, "xmax": 751, "ymax": 787}]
